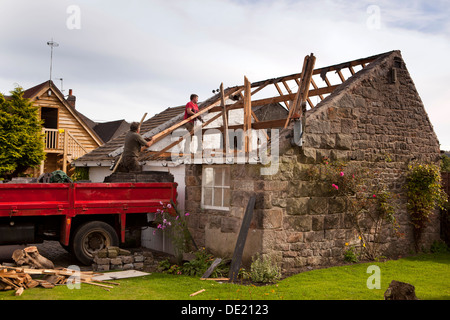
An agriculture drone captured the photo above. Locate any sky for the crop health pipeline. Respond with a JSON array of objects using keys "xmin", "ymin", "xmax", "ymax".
[{"xmin": 0, "ymin": 0, "xmax": 449, "ymax": 149}]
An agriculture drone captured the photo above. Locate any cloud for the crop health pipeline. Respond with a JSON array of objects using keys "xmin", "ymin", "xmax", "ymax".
[{"xmin": 0, "ymin": 0, "xmax": 449, "ymax": 147}]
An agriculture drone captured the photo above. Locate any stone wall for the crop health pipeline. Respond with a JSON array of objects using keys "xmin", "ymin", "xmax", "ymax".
[{"xmin": 185, "ymin": 51, "xmax": 441, "ymax": 274}]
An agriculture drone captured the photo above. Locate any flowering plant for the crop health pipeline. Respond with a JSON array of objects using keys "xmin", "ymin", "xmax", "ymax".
[
  {"xmin": 153, "ymin": 201, "xmax": 192, "ymax": 260},
  {"xmin": 308, "ymin": 158, "xmax": 400, "ymax": 260}
]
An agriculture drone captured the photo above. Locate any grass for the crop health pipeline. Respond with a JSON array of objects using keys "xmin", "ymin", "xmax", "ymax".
[{"xmin": 1, "ymin": 252, "xmax": 449, "ymax": 300}]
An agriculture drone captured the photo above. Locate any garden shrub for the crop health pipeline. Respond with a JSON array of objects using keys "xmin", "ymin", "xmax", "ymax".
[
  {"xmin": 250, "ymin": 253, "xmax": 281, "ymax": 283},
  {"xmin": 405, "ymin": 162, "xmax": 448, "ymax": 250}
]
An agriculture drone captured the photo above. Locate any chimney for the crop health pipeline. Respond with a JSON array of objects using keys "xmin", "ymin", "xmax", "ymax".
[{"xmin": 67, "ymin": 89, "xmax": 76, "ymax": 109}]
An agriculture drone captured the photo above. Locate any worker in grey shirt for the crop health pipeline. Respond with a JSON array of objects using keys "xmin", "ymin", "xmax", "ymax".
[{"xmin": 121, "ymin": 122, "xmax": 152, "ymax": 172}]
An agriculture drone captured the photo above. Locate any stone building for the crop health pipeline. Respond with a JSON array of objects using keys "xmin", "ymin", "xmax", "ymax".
[
  {"xmin": 183, "ymin": 50, "xmax": 441, "ymax": 273},
  {"xmin": 75, "ymin": 50, "xmax": 441, "ymax": 274}
]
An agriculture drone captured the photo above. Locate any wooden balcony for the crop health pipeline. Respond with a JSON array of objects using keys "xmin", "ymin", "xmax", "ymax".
[{"xmin": 42, "ymin": 128, "xmax": 89, "ymax": 173}]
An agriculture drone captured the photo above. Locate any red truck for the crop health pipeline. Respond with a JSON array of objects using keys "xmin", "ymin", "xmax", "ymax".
[{"xmin": 0, "ymin": 182, "xmax": 177, "ymax": 265}]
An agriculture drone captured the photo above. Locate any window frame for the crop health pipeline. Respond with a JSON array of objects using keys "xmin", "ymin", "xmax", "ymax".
[{"xmin": 201, "ymin": 165, "xmax": 231, "ymax": 211}]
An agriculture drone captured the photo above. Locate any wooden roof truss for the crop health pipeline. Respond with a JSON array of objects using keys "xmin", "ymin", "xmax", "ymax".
[{"xmin": 141, "ymin": 52, "xmax": 384, "ymax": 162}]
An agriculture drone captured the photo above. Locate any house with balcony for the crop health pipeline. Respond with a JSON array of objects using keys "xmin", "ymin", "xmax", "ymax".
[{"xmin": 22, "ymin": 80, "xmax": 103, "ymax": 176}]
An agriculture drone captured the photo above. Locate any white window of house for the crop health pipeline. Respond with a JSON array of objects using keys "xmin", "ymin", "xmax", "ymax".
[{"xmin": 201, "ymin": 166, "xmax": 231, "ymax": 210}]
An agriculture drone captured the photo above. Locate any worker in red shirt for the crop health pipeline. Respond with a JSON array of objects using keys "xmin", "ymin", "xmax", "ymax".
[{"xmin": 184, "ymin": 94, "xmax": 204, "ymax": 154}]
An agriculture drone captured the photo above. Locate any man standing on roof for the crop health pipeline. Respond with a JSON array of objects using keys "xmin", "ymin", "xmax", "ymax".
[
  {"xmin": 121, "ymin": 122, "xmax": 152, "ymax": 172},
  {"xmin": 184, "ymin": 94, "xmax": 204, "ymax": 154}
]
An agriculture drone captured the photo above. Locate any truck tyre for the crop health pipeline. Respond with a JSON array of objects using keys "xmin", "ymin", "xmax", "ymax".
[{"xmin": 71, "ymin": 221, "xmax": 119, "ymax": 265}]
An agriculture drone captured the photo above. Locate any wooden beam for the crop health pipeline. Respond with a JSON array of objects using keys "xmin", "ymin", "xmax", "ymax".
[
  {"xmin": 274, "ymin": 82, "xmax": 290, "ymax": 109},
  {"xmin": 208, "ymin": 84, "xmax": 339, "ymax": 114},
  {"xmin": 146, "ymin": 112, "xmax": 223, "ymax": 160},
  {"xmin": 146, "ymin": 87, "xmax": 242, "ymax": 150},
  {"xmin": 220, "ymin": 83, "xmax": 229, "ymax": 156},
  {"xmin": 202, "ymin": 118, "xmax": 288, "ymax": 134},
  {"xmin": 284, "ymin": 54, "xmax": 316, "ymax": 128},
  {"xmin": 62, "ymin": 130, "xmax": 68, "ymax": 173},
  {"xmin": 250, "ymin": 81, "xmax": 269, "ymax": 96},
  {"xmin": 349, "ymin": 66, "xmax": 356, "ymax": 75},
  {"xmin": 282, "ymin": 80, "xmax": 293, "ymax": 94},
  {"xmin": 337, "ymin": 70, "xmax": 346, "ymax": 83},
  {"xmin": 228, "ymin": 196, "xmax": 256, "ymax": 283},
  {"xmin": 310, "ymin": 78, "xmax": 324, "ymax": 100},
  {"xmin": 244, "ymin": 76, "xmax": 252, "ymax": 154},
  {"xmin": 250, "ymin": 110, "xmax": 270, "ymax": 141}
]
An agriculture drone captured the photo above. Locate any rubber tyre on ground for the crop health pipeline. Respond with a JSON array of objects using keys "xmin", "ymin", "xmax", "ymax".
[{"xmin": 71, "ymin": 221, "xmax": 119, "ymax": 265}]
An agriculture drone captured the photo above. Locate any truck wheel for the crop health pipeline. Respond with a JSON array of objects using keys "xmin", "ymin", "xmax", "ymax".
[{"xmin": 71, "ymin": 221, "xmax": 119, "ymax": 265}]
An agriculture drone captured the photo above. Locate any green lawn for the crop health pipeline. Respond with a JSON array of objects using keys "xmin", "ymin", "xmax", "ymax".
[{"xmin": 1, "ymin": 253, "xmax": 449, "ymax": 300}]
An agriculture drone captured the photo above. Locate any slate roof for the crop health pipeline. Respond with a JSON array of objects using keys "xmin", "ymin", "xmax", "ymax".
[{"xmin": 74, "ymin": 105, "xmax": 185, "ymax": 163}]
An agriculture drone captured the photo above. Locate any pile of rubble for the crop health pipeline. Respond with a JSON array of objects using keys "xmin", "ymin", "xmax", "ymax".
[
  {"xmin": 92, "ymin": 246, "xmax": 157, "ymax": 272},
  {"xmin": 0, "ymin": 246, "xmax": 110, "ymax": 296}
]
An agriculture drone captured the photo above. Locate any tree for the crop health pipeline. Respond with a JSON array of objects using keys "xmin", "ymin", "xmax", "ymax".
[
  {"xmin": 441, "ymin": 153, "xmax": 450, "ymax": 172},
  {"xmin": 0, "ymin": 86, "xmax": 45, "ymax": 178}
]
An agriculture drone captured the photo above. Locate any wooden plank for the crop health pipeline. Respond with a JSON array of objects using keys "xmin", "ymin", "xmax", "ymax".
[
  {"xmin": 310, "ymin": 78, "xmax": 324, "ymax": 100},
  {"xmin": 274, "ymin": 82, "xmax": 290, "ymax": 109},
  {"xmin": 228, "ymin": 195, "xmax": 256, "ymax": 283},
  {"xmin": 63, "ymin": 130, "xmax": 68, "ymax": 173},
  {"xmin": 282, "ymin": 80, "xmax": 293, "ymax": 95},
  {"xmin": 220, "ymin": 83, "xmax": 230, "ymax": 156},
  {"xmin": 201, "ymin": 258, "xmax": 222, "ymax": 279},
  {"xmin": 81, "ymin": 280, "xmax": 113, "ymax": 289},
  {"xmin": 250, "ymin": 111, "xmax": 270, "ymax": 141},
  {"xmin": 146, "ymin": 87, "xmax": 243, "ymax": 150},
  {"xmin": 15, "ymin": 287, "xmax": 24, "ymax": 296},
  {"xmin": 243, "ymin": 76, "xmax": 252, "ymax": 154},
  {"xmin": 337, "ymin": 70, "xmax": 346, "ymax": 83},
  {"xmin": 284, "ymin": 55, "xmax": 309, "ymax": 128},
  {"xmin": 190, "ymin": 289, "xmax": 206, "ymax": 297},
  {"xmin": 147, "ymin": 111, "xmax": 222, "ymax": 160},
  {"xmin": 349, "ymin": 65, "xmax": 356, "ymax": 75},
  {"xmin": 208, "ymin": 83, "xmax": 338, "ymax": 114}
]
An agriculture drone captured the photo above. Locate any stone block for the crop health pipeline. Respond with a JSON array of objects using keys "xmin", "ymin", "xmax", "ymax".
[
  {"xmin": 324, "ymin": 214, "xmax": 340, "ymax": 230},
  {"xmin": 262, "ymin": 208, "xmax": 283, "ymax": 229},
  {"xmin": 335, "ymin": 134, "xmax": 353, "ymax": 150},
  {"xmin": 301, "ymin": 147, "xmax": 317, "ymax": 163},
  {"xmin": 144, "ymin": 257, "xmax": 154, "ymax": 264},
  {"xmin": 341, "ymin": 119, "xmax": 355, "ymax": 134},
  {"xmin": 133, "ymin": 255, "xmax": 144, "ymax": 263},
  {"xmin": 286, "ymin": 232, "xmax": 303, "ymax": 243},
  {"xmin": 221, "ymin": 217, "xmax": 241, "ymax": 233},
  {"xmin": 110, "ymin": 258, "xmax": 122, "ymax": 265},
  {"xmin": 320, "ymin": 135, "xmax": 335, "ymax": 149},
  {"xmin": 107, "ymin": 247, "xmax": 119, "ymax": 258},
  {"xmin": 123, "ymin": 263, "xmax": 134, "ymax": 270},
  {"xmin": 306, "ymin": 121, "xmax": 330, "ymax": 134},
  {"xmin": 96, "ymin": 264, "xmax": 110, "ymax": 272},
  {"xmin": 255, "ymin": 192, "xmax": 272, "ymax": 210},
  {"xmin": 207, "ymin": 215, "xmax": 221, "ymax": 229},
  {"xmin": 308, "ymin": 197, "xmax": 328, "ymax": 215},
  {"xmin": 94, "ymin": 257, "xmax": 110, "ymax": 265},
  {"xmin": 328, "ymin": 197, "xmax": 346, "ymax": 213},
  {"xmin": 312, "ymin": 216, "xmax": 324, "ymax": 231},
  {"xmin": 232, "ymin": 180, "xmax": 254, "ymax": 191},
  {"xmin": 284, "ymin": 216, "xmax": 311, "ymax": 232},
  {"xmin": 134, "ymin": 262, "xmax": 144, "ymax": 270},
  {"xmin": 111, "ymin": 264, "xmax": 123, "ymax": 271},
  {"xmin": 143, "ymin": 251, "xmax": 154, "ymax": 258},
  {"xmin": 121, "ymin": 255, "xmax": 134, "ymax": 264},
  {"xmin": 286, "ymin": 197, "xmax": 308, "ymax": 215},
  {"xmin": 304, "ymin": 134, "xmax": 321, "ymax": 148},
  {"xmin": 97, "ymin": 249, "xmax": 107, "ymax": 258},
  {"xmin": 119, "ymin": 249, "xmax": 131, "ymax": 256}
]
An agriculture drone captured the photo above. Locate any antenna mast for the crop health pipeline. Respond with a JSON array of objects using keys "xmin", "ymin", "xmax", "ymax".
[{"xmin": 47, "ymin": 39, "xmax": 59, "ymax": 80}]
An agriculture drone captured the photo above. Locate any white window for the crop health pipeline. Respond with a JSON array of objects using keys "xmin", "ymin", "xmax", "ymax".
[{"xmin": 201, "ymin": 166, "xmax": 231, "ymax": 210}]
